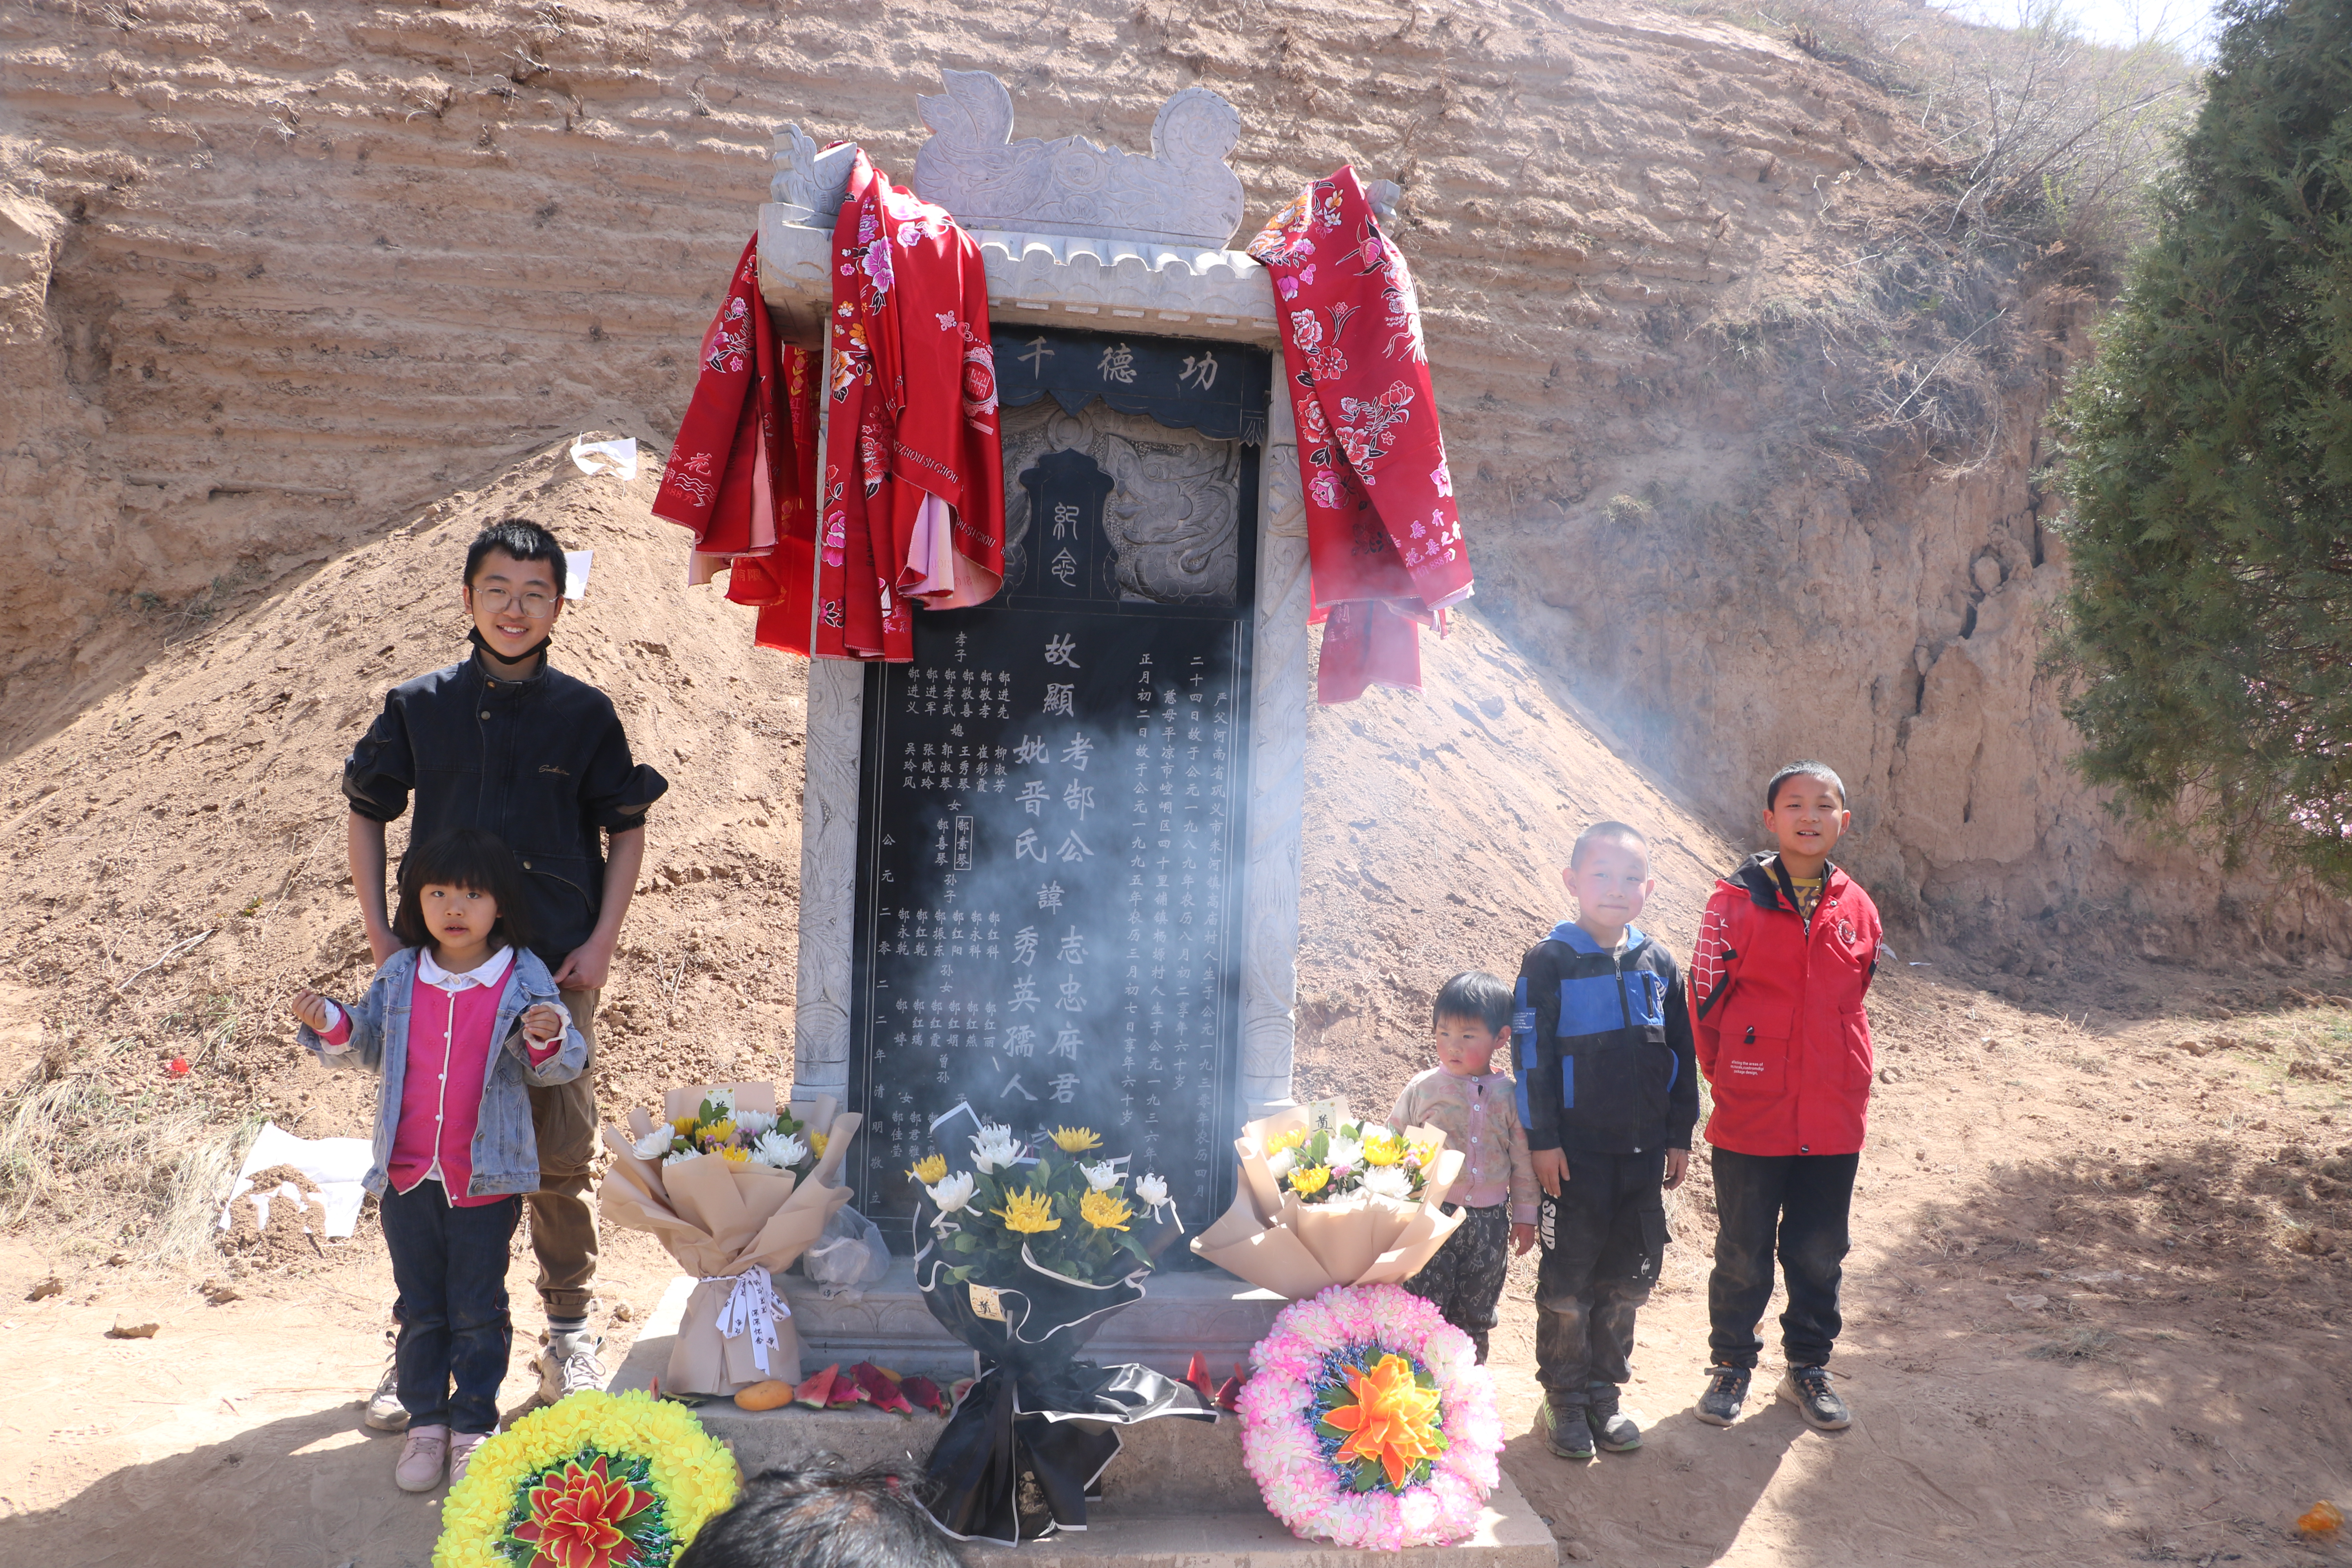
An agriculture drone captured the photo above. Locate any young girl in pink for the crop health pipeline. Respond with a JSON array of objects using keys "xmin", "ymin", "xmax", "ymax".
[{"xmin": 289, "ymin": 828, "xmax": 585, "ymax": 1492}]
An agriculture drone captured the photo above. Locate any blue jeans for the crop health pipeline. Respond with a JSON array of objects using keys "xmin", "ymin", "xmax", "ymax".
[{"xmin": 381, "ymin": 1180, "xmax": 520, "ymax": 1434}]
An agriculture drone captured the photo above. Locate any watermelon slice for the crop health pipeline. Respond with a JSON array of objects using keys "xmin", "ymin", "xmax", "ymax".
[
  {"xmin": 794, "ymin": 1365, "xmax": 840, "ymax": 1408},
  {"xmin": 1185, "ymin": 1351, "xmax": 1215, "ymax": 1402},
  {"xmin": 851, "ymin": 1361, "xmax": 915, "ymax": 1416},
  {"xmin": 901, "ymin": 1375, "xmax": 948, "ymax": 1415},
  {"xmin": 1216, "ymin": 1363, "xmax": 1247, "ymax": 1412}
]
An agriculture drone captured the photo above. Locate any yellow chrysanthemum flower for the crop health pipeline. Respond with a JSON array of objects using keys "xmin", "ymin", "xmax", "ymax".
[
  {"xmin": 1407, "ymin": 1137, "xmax": 1445, "ymax": 1169},
  {"xmin": 1079, "ymin": 1189, "xmax": 1134, "ymax": 1230},
  {"xmin": 1049, "ymin": 1125, "xmax": 1102, "ymax": 1152},
  {"xmin": 671, "ymin": 1114, "xmax": 698, "ymax": 1137},
  {"xmin": 719, "ymin": 1144, "xmax": 750, "ymax": 1165},
  {"xmin": 701, "ymin": 1118, "xmax": 737, "ymax": 1145},
  {"xmin": 1264, "ymin": 1127, "xmax": 1308, "ymax": 1155},
  {"xmin": 1363, "ymin": 1131, "xmax": 1405, "ymax": 1167},
  {"xmin": 1288, "ymin": 1163, "xmax": 1332, "ymax": 1196},
  {"xmin": 907, "ymin": 1152, "xmax": 948, "ymax": 1184},
  {"xmin": 809, "ymin": 1131, "xmax": 828, "ymax": 1158},
  {"xmin": 994, "ymin": 1186, "xmax": 1061, "ymax": 1233}
]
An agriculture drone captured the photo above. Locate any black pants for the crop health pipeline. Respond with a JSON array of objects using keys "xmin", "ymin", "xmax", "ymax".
[
  {"xmin": 1535, "ymin": 1150, "xmax": 1666, "ymax": 1408},
  {"xmin": 1707, "ymin": 1147, "xmax": 1858, "ymax": 1371},
  {"xmin": 381, "ymin": 1179, "xmax": 521, "ymax": 1434},
  {"xmin": 1401, "ymin": 1202, "xmax": 1510, "ymax": 1363}
]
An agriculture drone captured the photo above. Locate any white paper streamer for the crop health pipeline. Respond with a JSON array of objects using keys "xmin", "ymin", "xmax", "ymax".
[{"xmin": 706, "ymin": 1265, "xmax": 791, "ymax": 1376}]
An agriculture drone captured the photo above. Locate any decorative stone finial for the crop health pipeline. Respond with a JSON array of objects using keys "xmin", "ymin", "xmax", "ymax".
[{"xmin": 910, "ymin": 70, "xmax": 1246, "ymax": 249}]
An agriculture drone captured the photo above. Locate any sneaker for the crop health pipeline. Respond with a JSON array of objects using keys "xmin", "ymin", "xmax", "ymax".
[
  {"xmin": 449, "ymin": 1431, "xmax": 491, "ymax": 1486},
  {"xmin": 395, "ymin": 1424, "xmax": 449, "ymax": 1492},
  {"xmin": 1586, "ymin": 1404, "xmax": 1642, "ymax": 1453},
  {"xmin": 1538, "ymin": 1396, "xmax": 1596, "ymax": 1460},
  {"xmin": 534, "ymin": 1329, "xmax": 608, "ymax": 1406},
  {"xmin": 364, "ymin": 1350, "xmax": 409, "ymax": 1433},
  {"xmin": 1694, "ymin": 1364, "xmax": 1750, "ymax": 1427},
  {"xmin": 1777, "ymin": 1364, "xmax": 1852, "ymax": 1430}
]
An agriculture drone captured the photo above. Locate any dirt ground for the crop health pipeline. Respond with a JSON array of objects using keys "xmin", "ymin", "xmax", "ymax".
[{"xmin": 3, "ymin": 957, "xmax": 2349, "ymax": 1567}]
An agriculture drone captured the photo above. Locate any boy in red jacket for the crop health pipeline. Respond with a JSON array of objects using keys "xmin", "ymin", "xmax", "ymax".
[{"xmin": 1687, "ymin": 762, "xmax": 1882, "ymax": 1431}]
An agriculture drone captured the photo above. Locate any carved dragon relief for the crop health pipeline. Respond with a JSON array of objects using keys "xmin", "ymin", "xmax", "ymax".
[
  {"xmin": 998, "ymin": 400, "xmax": 1243, "ymax": 606},
  {"xmin": 912, "ymin": 71, "xmax": 1246, "ymax": 249}
]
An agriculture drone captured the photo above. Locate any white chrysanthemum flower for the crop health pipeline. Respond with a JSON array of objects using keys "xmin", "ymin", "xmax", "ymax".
[
  {"xmin": 1325, "ymin": 1133, "xmax": 1364, "ymax": 1174},
  {"xmin": 751, "ymin": 1129, "xmax": 808, "ymax": 1170},
  {"xmin": 971, "ymin": 1123, "xmax": 1019, "ymax": 1173},
  {"xmin": 1361, "ymin": 1164, "xmax": 1415, "ymax": 1201},
  {"xmin": 1134, "ymin": 1172, "xmax": 1170, "ymax": 1209},
  {"xmin": 1266, "ymin": 1147, "xmax": 1297, "ymax": 1181},
  {"xmin": 632, "ymin": 1126, "xmax": 674, "ymax": 1161},
  {"xmin": 1079, "ymin": 1161, "xmax": 1122, "ymax": 1192},
  {"xmin": 927, "ymin": 1171, "xmax": 978, "ymax": 1214},
  {"xmin": 662, "ymin": 1149, "xmax": 698, "ymax": 1168},
  {"xmin": 734, "ymin": 1108, "xmax": 777, "ymax": 1138}
]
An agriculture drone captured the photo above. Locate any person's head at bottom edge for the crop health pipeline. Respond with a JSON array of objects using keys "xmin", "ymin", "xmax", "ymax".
[{"xmin": 677, "ymin": 1460, "xmax": 964, "ymax": 1568}]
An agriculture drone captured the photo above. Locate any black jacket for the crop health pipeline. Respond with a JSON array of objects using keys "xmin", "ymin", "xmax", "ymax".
[
  {"xmin": 343, "ymin": 653, "xmax": 667, "ymax": 968},
  {"xmin": 1514, "ymin": 920, "xmax": 1700, "ymax": 1156}
]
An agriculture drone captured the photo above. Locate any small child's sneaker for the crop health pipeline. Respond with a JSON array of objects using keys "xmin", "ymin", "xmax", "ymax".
[
  {"xmin": 1586, "ymin": 1404, "xmax": 1642, "ymax": 1453},
  {"xmin": 1538, "ymin": 1397, "xmax": 1595, "ymax": 1460},
  {"xmin": 395, "ymin": 1424, "xmax": 449, "ymax": 1492},
  {"xmin": 449, "ymin": 1431, "xmax": 491, "ymax": 1486},
  {"xmin": 1694, "ymin": 1364, "xmax": 1750, "ymax": 1426},
  {"xmin": 1776, "ymin": 1364, "xmax": 1851, "ymax": 1430},
  {"xmin": 365, "ymin": 1351, "xmax": 409, "ymax": 1433}
]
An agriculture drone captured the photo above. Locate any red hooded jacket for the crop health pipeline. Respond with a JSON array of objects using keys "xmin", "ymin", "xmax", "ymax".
[{"xmin": 1688, "ymin": 854, "xmax": 1883, "ymax": 1157}]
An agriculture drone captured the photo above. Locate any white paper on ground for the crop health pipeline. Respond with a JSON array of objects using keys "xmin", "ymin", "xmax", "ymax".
[
  {"xmin": 218, "ymin": 1122, "xmax": 373, "ymax": 1238},
  {"xmin": 569, "ymin": 436, "xmax": 639, "ymax": 483},
  {"xmin": 564, "ymin": 549, "xmax": 593, "ymax": 602}
]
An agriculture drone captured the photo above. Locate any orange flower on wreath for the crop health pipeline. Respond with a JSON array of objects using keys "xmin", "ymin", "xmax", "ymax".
[
  {"xmin": 1323, "ymin": 1352, "xmax": 1444, "ymax": 1489},
  {"xmin": 511, "ymin": 1454, "xmax": 655, "ymax": 1568}
]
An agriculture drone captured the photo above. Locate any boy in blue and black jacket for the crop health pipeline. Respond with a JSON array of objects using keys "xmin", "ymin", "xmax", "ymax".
[{"xmin": 1516, "ymin": 820, "xmax": 1699, "ymax": 1461}]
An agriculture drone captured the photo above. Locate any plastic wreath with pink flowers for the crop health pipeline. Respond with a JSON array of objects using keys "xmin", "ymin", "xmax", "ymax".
[{"xmin": 1235, "ymin": 1283, "xmax": 1504, "ymax": 1550}]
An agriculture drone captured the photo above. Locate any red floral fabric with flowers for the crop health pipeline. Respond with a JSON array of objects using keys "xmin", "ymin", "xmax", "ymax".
[
  {"xmin": 650, "ymin": 236, "xmax": 817, "ymax": 609},
  {"xmin": 1247, "ymin": 167, "xmax": 1472, "ymax": 702}
]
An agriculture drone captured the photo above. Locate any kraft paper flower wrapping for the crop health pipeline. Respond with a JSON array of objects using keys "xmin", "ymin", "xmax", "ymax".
[
  {"xmin": 597, "ymin": 1082, "xmax": 861, "ymax": 1395},
  {"xmin": 1189, "ymin": 1106, "xmax": 1466, "ymax": 1299}
]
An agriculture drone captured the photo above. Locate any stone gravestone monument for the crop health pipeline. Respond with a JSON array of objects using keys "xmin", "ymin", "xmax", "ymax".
[{"xmin": 760, "ymin": 74, "xmax": 1334, "ymax": 1263}]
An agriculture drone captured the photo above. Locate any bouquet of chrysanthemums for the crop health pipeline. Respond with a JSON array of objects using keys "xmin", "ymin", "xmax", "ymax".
[
  {"xmin": 1191, "ymin": 1102, "xmax": 1466, "ymax": 1299},
  {"xmin": 630, "ymin": 1087, "xmax": 825, "ymax": 1180},
  {"xmin": 1257, "ymin": 1118, "xmax": 1447, "ymax": 1207},
  {"xmin": 912, "ymin": 1118, "xmax": 1169, "ymax": 1288},
  {"xmin": 598, "ymin": 1083, "xmax": 861, "ymax": 1396},
  {"xmin": 907, "ymin": 1104, "xmax": 1213, "ymax": 1546}
]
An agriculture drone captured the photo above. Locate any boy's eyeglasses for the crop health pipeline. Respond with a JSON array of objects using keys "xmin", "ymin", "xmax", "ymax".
[{"xmin": 471, "ymin": 587, "xmax": 561, "ymax": 618}]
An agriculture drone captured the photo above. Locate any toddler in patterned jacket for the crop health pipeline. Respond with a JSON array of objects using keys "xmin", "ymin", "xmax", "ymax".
[{"xmin": 1390, "ymin": 971, "xmax": 1539, "ymax": 1363}]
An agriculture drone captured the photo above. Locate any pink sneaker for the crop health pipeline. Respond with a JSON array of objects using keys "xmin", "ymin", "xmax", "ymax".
[
  {"xmin": 449, "ymin": 1431, "xmax": 491, "ymax": 1486},
  {"xmin": 396, "ymin": 1423, "xmax": 449, "ymax": 1492}
]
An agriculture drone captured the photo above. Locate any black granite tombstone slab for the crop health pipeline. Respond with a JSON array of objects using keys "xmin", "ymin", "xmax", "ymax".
[{"xmin": 848, "ymin": 332, "xmax": 1265, "ymax": 1249}]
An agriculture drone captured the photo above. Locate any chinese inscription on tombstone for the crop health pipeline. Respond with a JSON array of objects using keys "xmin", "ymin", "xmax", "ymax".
[{"xmin": 847, "ymin": 329, "xmax": 1270, "ymax": 1241}]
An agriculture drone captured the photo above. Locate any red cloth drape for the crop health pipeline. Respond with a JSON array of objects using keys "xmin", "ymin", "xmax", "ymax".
[
  {"xmin": 651, "ymin": 235, "xmax": 817, "ymax": 624},
  {"xmin": 804, "ymin": 151, "xmax": 1004, "ymax": 661},
  {"xmin": 1247, "ymin": 167, "xmax": 1471, "ymax": 703},
  {"xmin": 657, "ymin": 159, "xmax": 1003, "ymax": 662}
]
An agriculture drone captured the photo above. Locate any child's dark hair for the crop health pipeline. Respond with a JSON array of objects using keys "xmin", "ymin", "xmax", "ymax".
[
  {"xmin": 392, "ymin": 828, "xmax": 535, "ymax": 953},
  {"xmin": 1433, "ymin": 971, "xmax": 1512, "ymax": 1035},
  {"xmin": 1766, "ymin": 760, "xmax": 1847, "ymax": 809},
  {"xmin": 675, "ymin": 1462, "xmax": 961, "ymax": 1568},
  {"xmin": 464, "ymin": 517, "xmax": 567, "ymax": 595},
  {"xmin": 1570, "ymin": 819, "xmax": 1648, "ymax": 869}
]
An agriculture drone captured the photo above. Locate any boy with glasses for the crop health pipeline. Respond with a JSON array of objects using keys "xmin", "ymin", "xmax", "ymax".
[{"xmin": 342, "ymin": 518, "xmax": 668, "ymax": 1422}]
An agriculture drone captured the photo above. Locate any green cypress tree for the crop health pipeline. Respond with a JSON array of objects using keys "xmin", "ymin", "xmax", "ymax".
[{"xmin": 2053, "ymin": 0, "xmax": 2352, "ymax": 884}]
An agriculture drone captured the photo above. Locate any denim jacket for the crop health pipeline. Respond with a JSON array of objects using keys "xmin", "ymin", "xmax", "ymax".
[{"xmin": 297, "ymin": 946, "xmax": 588, "ymax": 1198}]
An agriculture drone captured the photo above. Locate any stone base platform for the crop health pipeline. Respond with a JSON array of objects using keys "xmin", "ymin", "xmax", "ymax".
[
  {"xmin": 613, "ymin": 1276, "xmax": 1557, "ymax": 1568},
  {"xmin": 758, "ymin": 1258, "xmax": 1287, "ymax": 1382}
]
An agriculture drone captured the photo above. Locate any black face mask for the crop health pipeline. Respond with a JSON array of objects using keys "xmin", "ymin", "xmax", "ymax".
[{"xmin": 469, "ymin": 626, "xmax": 551, "ymax": 668}]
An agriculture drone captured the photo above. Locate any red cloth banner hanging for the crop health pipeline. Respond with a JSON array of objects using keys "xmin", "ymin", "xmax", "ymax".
[{"xmin": 1247, "ymin": 167, "xmax": 1471, "ymax": 702}]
